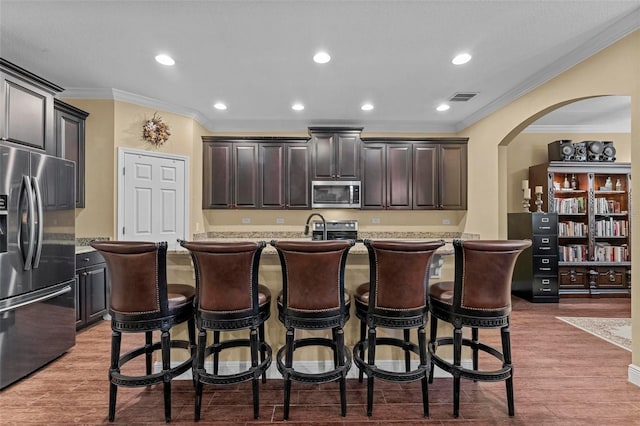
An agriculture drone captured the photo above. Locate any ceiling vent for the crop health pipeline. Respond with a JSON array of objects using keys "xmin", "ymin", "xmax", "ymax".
[{"xmin": 449, "ymin": 92, "xmax": 478, "ymax": 102}]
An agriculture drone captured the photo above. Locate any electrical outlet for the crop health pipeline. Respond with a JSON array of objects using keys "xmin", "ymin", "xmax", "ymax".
[
  {"xmin": 442, "ymin": 219, "xmax": 451, "ymax": 225},
  {"xmin": 242, "ymin": 217, "xmax": 251, "ymax": 224},
  {"xmin": 276, "ymin": 218, "xmax": 285, "ymax": 224},
  {"xmin": 372, "ymin": 217, "xmax": 381, "ymax": 224}
]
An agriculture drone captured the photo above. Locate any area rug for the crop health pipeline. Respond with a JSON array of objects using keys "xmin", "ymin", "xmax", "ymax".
[{"xmin": 556, "ymin": 317, "xmax": 631, "ymax": 352}]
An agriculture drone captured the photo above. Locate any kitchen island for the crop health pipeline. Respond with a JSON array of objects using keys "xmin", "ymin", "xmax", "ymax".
[
  {"xmin": 158, "ymin": 232, "xmax": 475, "ymax": 377},
  {"xmin": 75, "ymin": 232, "xmax": 476, "ymax": 377}
]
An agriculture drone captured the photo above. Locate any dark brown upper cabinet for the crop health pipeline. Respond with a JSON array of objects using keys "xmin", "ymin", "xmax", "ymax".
[
  {"xmin": 0, "ymin": 58, "xmax": 62, "ymax": 154},
  {"xmin": 55, "ymin": 99, "xmax": 89, "ymax": 208},
  {"xmin": 259, "ymin": 142, "xmax": 310, "ymax": 209},
  {"xmin": 202, "ymin": 141, "xmax": 259, "ymax": 209},
  {"xmin": 413, "ymin": 142, "xmax": 467, "ymax": 210},
  {"xmin": 202, "ymin": 136, "xmax": 310, "ymax": 209},
  {"xmin": 362, "ymin": 137, "xmax": 468, "ymax": 211},
  {"xmin": 361, "ymin": 143, "xmax": 412, "ymax": 209},
  {"xmin": 309, "ymin": 127, "xmax": 362, "ymax": 180}
]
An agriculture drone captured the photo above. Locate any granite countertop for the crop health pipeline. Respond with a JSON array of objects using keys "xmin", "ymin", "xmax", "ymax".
[
  {"xmin": 75, "ymin": 237, "xmax": 109, "ymax": 254},
  {"xmin": 171, "ymin": 232, "xmax": 471, "ymax": 255},
  {"xmin": 76, "ymin": 232, "xmax": 479, "ymax": 256}
]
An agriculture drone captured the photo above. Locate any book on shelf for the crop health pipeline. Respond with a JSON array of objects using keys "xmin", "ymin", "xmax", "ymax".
[
  {"xmin": 558, "ymin": 244, "xmax": 588, "ymax": 262},
  {"xmin": 553, "ymin": 196, "xmax": 585, "ymax": 214},
  {"xmin": 594, "ymin": 218, "xmax": 628, "ymax": 237},
  {"xmin": 558, "ymin": 220, "xmax": 588, "ymax": 237},
  {"xmin": 595, "ymin": 198, "xmax": 622, "ymax": 214},
  {"xmin": 594, "ymin": 242, "xmax": 628, "ymax": 262}
]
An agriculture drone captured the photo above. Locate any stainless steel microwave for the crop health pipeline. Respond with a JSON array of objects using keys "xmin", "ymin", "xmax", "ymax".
[{"xmin": 311, "ymin": 180, "xmax": 361, "ymax": 208}]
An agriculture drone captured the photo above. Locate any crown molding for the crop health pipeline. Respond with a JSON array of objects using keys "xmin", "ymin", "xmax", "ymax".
[
  {"xmin": 59, "ymin": 87, "xmax": 211, "ymax": 127},
  {"xmin": 523, "ymin": 124, "xmax": 631, "ymax": 134},
  {"xmin": 455, "ymin": 6, "xmax": 640, "ymax": 133}
]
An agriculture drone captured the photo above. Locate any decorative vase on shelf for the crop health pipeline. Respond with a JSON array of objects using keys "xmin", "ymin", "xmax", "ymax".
[
  {"xmin": 616, "ymin": 179, "xmax": 622, "ymax": 191},
  {"xmin": 605, "ymin": 177, "xmax": 612, "ymax": 190}
]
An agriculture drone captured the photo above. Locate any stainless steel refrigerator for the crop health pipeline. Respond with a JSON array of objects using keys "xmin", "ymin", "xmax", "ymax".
[{"xmin": 0, "ymin": 143, "xmax": 76, "ymax": 389}]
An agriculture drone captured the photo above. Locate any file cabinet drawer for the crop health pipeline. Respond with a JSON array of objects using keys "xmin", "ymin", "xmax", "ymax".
[
  {"xmin": 532, "ymin": 235, "xmax": 558, "ymax": 255},
  {"xmin": 532, "ymin": 213, "xmax": 557, "ymax": 234},
  {"xmin": 533, "ymin": 256, "xmax": 558, "ymax": 276},
  {"xmin": 532, "ymin": 276, "xmax": 558, "ymax": 296}
]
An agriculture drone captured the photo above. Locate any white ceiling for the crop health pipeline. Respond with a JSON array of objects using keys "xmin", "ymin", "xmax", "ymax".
[{"xmin": 1, "ymin": 0, "xmax": 638, "ymax": 134}]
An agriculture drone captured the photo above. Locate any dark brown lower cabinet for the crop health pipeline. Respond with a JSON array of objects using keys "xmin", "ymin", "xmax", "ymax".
[
  {"xmin": 559, "ymin": 264, "xmax": 631, "ymax": 297},
  {"xmin": 75, "ymin": 251, "xmax": 109, "ymax": 330}
]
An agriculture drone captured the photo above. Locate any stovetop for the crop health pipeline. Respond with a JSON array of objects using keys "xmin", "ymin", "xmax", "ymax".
[
  {"xmin": 311, "ymin": 220, "xmax": 358, "ymax": 240},
  {"xmin": 311, "ymin": 220, "xmax": 358, "ymax": 232}
]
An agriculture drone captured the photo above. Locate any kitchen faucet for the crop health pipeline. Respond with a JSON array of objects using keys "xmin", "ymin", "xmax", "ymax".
[{"xmin": 304, "ymin": 213, "xmax": 327, "ymax": 240}]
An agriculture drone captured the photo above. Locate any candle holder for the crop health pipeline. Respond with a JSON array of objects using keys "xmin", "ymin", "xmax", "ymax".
[
  {"xmin": 534, "ymin": 190, "xmax": 543, "ymax": 212},
  {"xmin": 522, "ymin": 190, "xmax": 531, "ymax": 212}
]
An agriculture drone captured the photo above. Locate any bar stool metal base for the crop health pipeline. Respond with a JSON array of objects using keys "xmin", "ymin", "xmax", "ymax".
[
  {"xmin": 428, "ymin": 323, "xmax": 514, "ymax": 418},
  {"xmin": 276, "ymin": 335, "xmax": 352, "ymax": 419},
  {"xmin": 193, "ymin": 333, "xmax": 272, "ymax": 421},
  {"xmin": 353, "ymin": 334, "xmax": 430, "ymax": 417},
  {"xmin": 109, "ymin": 332, "xmax": 194, "ymax": 422}
]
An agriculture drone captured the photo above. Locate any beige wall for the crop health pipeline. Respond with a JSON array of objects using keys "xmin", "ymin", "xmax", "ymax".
[
  {"xmin": 456, "ymin": 29, "xmax": 639, "ymax": 367},
  {"xmin": 64, "ymin": 29, "xmax": 640, "ymax": 370},
  {"xmin": 506, "ymin": 132, "xmax": 631, "ymax": 213}
]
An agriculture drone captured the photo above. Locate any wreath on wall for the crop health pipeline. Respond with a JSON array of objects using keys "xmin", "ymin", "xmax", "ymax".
[{"xmin": 142, "ymin": 113, "xmax": 171, "ymax": 147}]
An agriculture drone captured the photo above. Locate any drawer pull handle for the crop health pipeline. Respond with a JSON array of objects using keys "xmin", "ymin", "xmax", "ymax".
[
  {"xmin": 542, "ymin": 238, "xmax": 549, "ymax": 243},
  {"xmin": 540, "ymin": 247, "xmax": 550, "ymax": 250},
  {"xmin": 542, "ymin": 259, "xmax": 550, "ymax": 264},
  {"xmin": 542, "ymin": 279, "xmax": 550, "ymax": 284},
  {"xmin": 541, "ymin": 288, "xmax": 551, "ymax": 292},
  {"xmin": 539, "ymin": 226, "xmax": 551, "ymax": 230},
  {"xmin": 540, "ymin": 267, "xmax": 551, "ymax": 271},
  {"xmin": 541, "ymin": 218, "xmax": 549, "ymax": 222}
]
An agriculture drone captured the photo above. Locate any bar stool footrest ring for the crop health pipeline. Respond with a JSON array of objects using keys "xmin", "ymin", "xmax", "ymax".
[
  {"xmin": 276, "ymin": 337, "xmax": 352, "ymax": 384},
  {"xmin": 429, "ymin": 337, "xmax": 511, "ymax": 382}
]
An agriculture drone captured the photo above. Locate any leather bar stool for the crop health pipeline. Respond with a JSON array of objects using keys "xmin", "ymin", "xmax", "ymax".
[
  {"xmin": 178, "ymin": 240, "xmax": 272, "ymax": 421},
  {"xmin": 270, "ymin": 240, "xmax": 355, "ymax": 420},
  {"xmin": 428, "ymin": 239, "xmax": 531, "ymax": 418},
  {"xmin": 89, "ymin": 241, "xmax": 196, "ymax": 423},
  {"xmin": 352, "ymin": 239, "xmax": 444, "ymax": 417}
]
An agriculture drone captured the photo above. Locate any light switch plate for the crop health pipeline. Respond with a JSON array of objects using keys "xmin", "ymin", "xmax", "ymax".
[
  {"xmin": 372, "ymin": 217, "xmax": 380, "ymax": 224},
  {"xmin": 276, "ymin": 218, "xmax": 285, "ymax": 224},
  {"xmin": 242, "ymin": 217, "xmax": 251, "ymax": 224}
]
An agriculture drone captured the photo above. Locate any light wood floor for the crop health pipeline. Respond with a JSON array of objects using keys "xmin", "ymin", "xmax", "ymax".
[{"xmin": 1, "ymin": 297, "xmax": 637, "ymax": 425}]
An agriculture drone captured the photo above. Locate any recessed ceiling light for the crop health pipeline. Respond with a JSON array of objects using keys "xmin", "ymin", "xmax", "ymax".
[
  {"xmin": 436, "ymin": 103, "xmax": 450, "ymax": 112},
  {"xmin": 361, "ymin": 103, "xmax": 374, "ymax": 111},
  {"xmin": 313, "ymin": 51, "xmax": 331, "ymax": 64},
  {"xmin": 292, "ymin": 103, "xmax": 305, "ymax": 111},
  {"xmin": 452, "ymin": 53, "xmax": 472, "ymax": 65},
  {"xmin": 213, "ymin": 102, "xmax": 227, "ymax": 110},
  {"xmin": 155, "ymin": 54, "xmax": 175, "ymax": 66}
]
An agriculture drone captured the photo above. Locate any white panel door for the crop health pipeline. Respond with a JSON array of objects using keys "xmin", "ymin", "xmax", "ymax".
[{"xmin": 121, "ymin": 151, "xmax": 187, "ymax": 250}]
